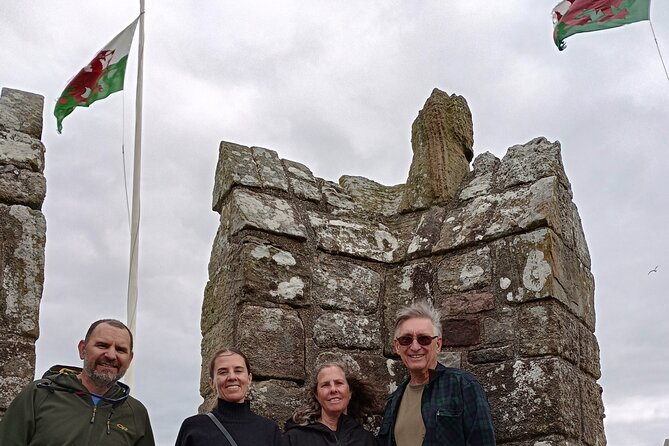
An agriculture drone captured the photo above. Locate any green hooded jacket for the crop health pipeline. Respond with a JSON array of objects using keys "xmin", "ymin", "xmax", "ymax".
[{"xmin": 0, "ymin": 365, "xmax": 155, "ymax": 446}]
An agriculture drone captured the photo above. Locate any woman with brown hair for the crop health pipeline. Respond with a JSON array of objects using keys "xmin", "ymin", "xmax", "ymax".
[
  {"xmin": 283, "ymin": 361, "xmax": 379, "ymax": 446},
  {"xmin": 175, "ymin": 348, "xmax": 282, "ymax": 446}
]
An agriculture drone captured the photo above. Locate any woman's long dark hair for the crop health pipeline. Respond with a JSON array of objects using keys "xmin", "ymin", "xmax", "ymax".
[{"xmin": 291, "ymin": 361, "xmax": 381, "ymax": 425}]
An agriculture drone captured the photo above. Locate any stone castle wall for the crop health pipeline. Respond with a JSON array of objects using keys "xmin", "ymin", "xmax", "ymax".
[
  {"xmin": 202, "ymin": 89, "xmax": 605, "ymax": 445},
  {"xmin": 0, "ymin": 87, "xmax": 47, "ymax": 417}
]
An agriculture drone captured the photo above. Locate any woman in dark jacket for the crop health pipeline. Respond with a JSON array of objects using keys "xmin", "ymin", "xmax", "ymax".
[
  {"xmin": 284, "ymin": 361, "xmax": 379, "ymax": 446},
  {"xmin": 175, "ymin": 348, "xmax": 282, "ymax": 446}
]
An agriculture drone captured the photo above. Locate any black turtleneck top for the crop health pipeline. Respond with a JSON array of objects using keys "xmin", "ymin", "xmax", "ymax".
[{"xmin": 175, "ymin": 398, "xmax": 282, "ymax": 446}]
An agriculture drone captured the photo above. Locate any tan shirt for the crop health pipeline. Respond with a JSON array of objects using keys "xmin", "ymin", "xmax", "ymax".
[{"xmin": 394, "ymin": 383, "xmax": 426, "ymax": 446}]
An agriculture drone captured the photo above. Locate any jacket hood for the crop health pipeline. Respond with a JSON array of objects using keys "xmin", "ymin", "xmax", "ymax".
[{"xmin": 37, "ymin": 364, "xmax": 131, "ymax": 405}]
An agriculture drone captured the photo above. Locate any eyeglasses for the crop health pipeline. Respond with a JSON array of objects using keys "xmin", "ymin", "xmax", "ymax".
[{"xmin": 395, "ymin": 335, "xmax": 438, "ymax": 346}]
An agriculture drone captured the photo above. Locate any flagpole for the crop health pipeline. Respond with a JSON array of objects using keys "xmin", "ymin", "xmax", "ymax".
[
  {"xmin": 126, "ymin": 1, "xmax": 145, "ymax": 389},
  {"xmin": 649, "ymin": 20, "xmax": 669, "ymax": 82}
]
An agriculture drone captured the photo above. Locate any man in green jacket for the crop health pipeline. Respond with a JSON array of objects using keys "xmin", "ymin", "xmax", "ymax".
[{"xmin": 0, "ymin": 319, "xmax": 155, "ymax": 445}]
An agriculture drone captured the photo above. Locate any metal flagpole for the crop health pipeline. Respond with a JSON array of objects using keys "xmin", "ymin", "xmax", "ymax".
[
  {"xmin": 125, "ymin": 0, "xmax": 145, "ymax": 389},
  {"xmin": 649, "ymin": 19, "xmax": 669, "ymax": 82}
]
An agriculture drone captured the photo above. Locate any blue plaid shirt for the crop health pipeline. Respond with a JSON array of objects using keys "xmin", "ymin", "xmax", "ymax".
[{"xmin": 378, "ymin": 363, "xmax": 496, "ymax": 446}]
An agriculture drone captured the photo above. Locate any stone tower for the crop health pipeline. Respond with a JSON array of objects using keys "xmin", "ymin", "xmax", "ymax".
[
  {"xmin": 202, "ymin": 88, "xmax": 605, "ymax": 445},
  {"xmin": 0, "ymin": 87, "xmax": 47, "ymax": 418}
]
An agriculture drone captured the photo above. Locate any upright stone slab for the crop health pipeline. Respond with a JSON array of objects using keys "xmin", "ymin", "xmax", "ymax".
[
  {"xmin": 0, "ymin": 87, "xmax": 47, "ymax": 418},
  {"xmin": 202, "ymin": 90, "xmax": 605, "ymax": 445}
]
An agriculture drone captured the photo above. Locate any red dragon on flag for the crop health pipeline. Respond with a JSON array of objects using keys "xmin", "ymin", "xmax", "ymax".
[{"xmin": 552, "ymin": 0, "xmax": 651, "ymax": 50}]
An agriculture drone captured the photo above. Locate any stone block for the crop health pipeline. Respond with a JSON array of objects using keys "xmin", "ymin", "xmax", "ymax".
[
  {"xmin": 437, "ymin": 246, "xmax": 492, "ymax": 293},
  {"xmin": 438, "ymin": 292, "xmax": 495, "ymax": 316},
  {"xmin": 434, "ymin": 175, "xmax": 563, "ymax": 252},
  {"xmin": 212, "ymin": 142, "xmax": 261, "ymax": 211},
  {"xmin": 0, "ymin": 165, "xmax": 46, "ymax": 209},
  {"xmin": 0, "ymin": 204, "xmax": 46, "ymax": 339},
  {"xmin": 476, "ymin": 358, "xmax": 581, "ymax": 442},
  {"xmin": 0, "ymin": 337, "xmax": 35, "ymax": 412},
  {"xmin": 495, "ymin": 137, "xmax": 571, "ymax": 192},
  {"xmin": 233, "ymin": 238, "xmax": 311, "ymax": 307},
  {"xmin": 442, "ymin": 318, "xmax": 480, "ymax": 347},
  {"xmin": 307, "ymin": 211, "xmax": 401, "ymax": 262},
  {"xmin": 339, "ymin": 175, "xmax": 404, "ymax": 217},
  {"xmin": 518, "ymin": 301, "xmax": 579, "ymax": 365},
  {"xmin": 322, "ymin": 181, "xmax": 356, "ymax": 211},
  {"xmin": 237, "ymin": 305, "xmax": 305, "ymax": 380},
  {"xmin": 493, "ymin": 228, "xmax": 595, "ymax": 330},
  {"xmin": 0, "ymin": 136, "xmax": 46, "ymax": 173},
  {"xmin": 580, "ymin": 376, "xmax": 605, "ymax": 446},
  {"xmin": 314, "ymin": 311, "xmax": 381, "ymax": 350},
  {"xmin": 0, "ymin": 88, "xmax": 44, "ymax": 139},
  {"xmin": 283, "ymin": 159, "xmax": 321, "ymax": 202},
  {"xmin": 249, "ymin": 379, "xmax": 303, "ymax": 426},
  {"xmin": 400, "ymin": 89, "xmax": 473, "ymax": 212},
  {"xmin": 405, "ymin": 206, "xmax": 446, "ymax": 257},
  {"xmin": 482, "ymin": 314, "xmax": 515, "ymax": 345},
  {"xmin": 252, "ymin": 146, "xmax": 289, "ymax": 193},
  {"xmin": 468, "ymin": 345, "xmax": 513, "ymax": 364},
  {"xmin": 313, "ymin": 257, "xmax": 380, "ymax": 313},
  {"xmin": 578, "ymin": 324, "xmax": 601, "ymax": 379},
  {"xmin": 222, "ymin": 189, "xmax": 307, "ymax": 240}
]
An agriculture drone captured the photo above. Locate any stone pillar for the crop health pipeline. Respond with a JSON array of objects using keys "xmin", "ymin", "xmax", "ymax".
[
  {"xmin": 203, "ymin": 90, "xmax": 605, "ymax": 445},
  {"xmin": 0, "ymin": 87, "xmax": 47, "ymax": 418}
]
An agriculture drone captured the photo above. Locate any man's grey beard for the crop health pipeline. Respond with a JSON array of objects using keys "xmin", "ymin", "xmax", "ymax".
[{"xmin": 83, "ymin": 362, "xmax": 124, "ymax": 390}]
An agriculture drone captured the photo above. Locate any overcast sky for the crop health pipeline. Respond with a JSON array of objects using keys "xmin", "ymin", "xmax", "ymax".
[{"xmin": 1, "ymin": 1, "xmax": 668, "ymax": 445}]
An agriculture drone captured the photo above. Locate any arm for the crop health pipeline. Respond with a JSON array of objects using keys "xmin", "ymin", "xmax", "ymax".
[
  {"xmin": 462, "ymin": 380, "xmax": 496, "ymax": 446},
  {"xmin": 0, "ymin": 383, "xmax": 38, "ymax": 446}
]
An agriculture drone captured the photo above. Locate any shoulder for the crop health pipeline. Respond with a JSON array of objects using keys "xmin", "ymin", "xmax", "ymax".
[{"xmin": 435, "ymin": 364, "xmax": 481, "ymax": 386}]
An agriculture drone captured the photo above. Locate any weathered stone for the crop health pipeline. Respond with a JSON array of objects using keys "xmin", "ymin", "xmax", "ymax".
[
  {"xmin": 459, "ymin": 152, "xmax": 499, "ymax": 201},
  {"xmin": 222, "ymin": 189, "xmax": 307, "ymax": 240},
  {"xmin": 580, "ymin": 376, "xmax": 605, "ymax": 446},
  {"xmin": 231, "ymin": 238, "xmax": 311, "ymax": 307},
  {"xmin": 518, "ymin": 302, "xmax": 579, "ymax": 365},
  {"xmin": 493, "ymin": 228, "xmax": 595, "ymax": 330},
  {"xmin": 283, "ymin": 159, "xmax": 321, "ymax": 202},
  {"xmin": 339, "ymin": 175, "xmax": 404, "ymax": 217},
  {"xmin": 313, "ymin": 257, "xmax": 380, "ymax": 313},
  {"xmin": 438, "ymin": 292, "xmax": 495, "ymax": 316},
  {"xmin": 476, "ymin": 358, "xmax": 581, "ymax": 442},
  {"xmin": 471, "ymin": 151, "xmax": 500, "ymax": 176},
  {"xmin": 0, "ymin": 204, "xmax": 46, "ymax": 339},
  {"xmin": 237, "ymin": 305, "xmax": 305, "ymax": 380},
  {"xmin": 322, "ymin": 181, "xmax": 356, "ymax": 212},
  {"xmin": 212, "ymin": 142, "xmax": 261, "ymax": 211},
  {"xmin": 248, "ymin": 379, "xmax": 303, "ymax": 425},
  {"xmin": 442, "ymin": 318, "xmax": 480, "ymax": 347},
  {"xmin": 0, "ymin": 337, "xmax": 35, "ymax": 411},
  {"xmin": 437, "ymin": 246, "xmax": 492, "ymax": 293},
  {"xmin": 405, "ymin": 207, "xmax": 446, "ymax": 257},
  {"xmin": 308, "ymin": 211, "xmax": 401, "ymax": 262},
  {"xmin": 469, "ymin": 345, "xmax": 513, "ymax": 364},
  {"xmin": 0, "ymin": 88, "xmax": 44, "ymax": 139},
  {"xmin": 482, "ymin": 315, "xmax": 515, "ymax": 345},
  {"xmin": 252, "ymin": 146, "xmax": 289, "ymax": 193},
  {"xmin": 578, "ymin": 324, "xmax": 601, "ymax": 379},
  {"xmin": 0, "ymin": 165, "xmax": 46, "ymax": 209},
  {"xmin": 496, "ymin": 137, "xmax": 571, "ymax": 192},
  {"xmin": 0, "ymin": 136, "xmax": 46, "ymax": 173},
  {"xmin": 314, "ymin": 312, "xmax": 381, "ymax": 350},
  {"xmin": 400, "ymin": 89, "xmax": 473, "ymax": 212},
  {"xmin": 437, "ymin": 351, "xmax": 463, "ymax": 369}
]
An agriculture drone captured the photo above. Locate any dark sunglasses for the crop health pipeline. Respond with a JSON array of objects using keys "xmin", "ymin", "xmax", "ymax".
[{"xmin": 395, "ymin": 335, "xmax": 438, "ymax": 346}]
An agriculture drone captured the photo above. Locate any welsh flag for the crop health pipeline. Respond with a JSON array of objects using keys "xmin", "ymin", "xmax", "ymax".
[
  {"xmin": 553, "ymin": 0, "xmax": 651, "ymax": 50},
  {"xmin": 54, "ymin": 18, "xmax": 139, "ymax": 133}
]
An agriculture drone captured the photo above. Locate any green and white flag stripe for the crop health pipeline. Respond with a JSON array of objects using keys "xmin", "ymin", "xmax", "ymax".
[{"xmin": 54, "ymin": 17, "xmax": 139, "ymax": 133}]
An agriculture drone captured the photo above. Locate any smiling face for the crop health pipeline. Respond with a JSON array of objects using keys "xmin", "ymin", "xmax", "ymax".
[
  {"xmin": 315, "ymin": 366, "xmax": 352, "ymax": 420},
  {"xmin": 394, "ymin": 317, "xmax": 442, "ymax": 383},
  {"xmin": 78, "ymin": 322, "xmax": 133, "ymax": 393},
  {"xmin": 209, "ymin": 352, "xmax": 252, "ymax": 403}
]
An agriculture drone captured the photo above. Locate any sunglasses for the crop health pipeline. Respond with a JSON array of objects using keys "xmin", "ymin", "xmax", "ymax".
[{"xmin": 395, "ymin": 335, "xmax": 438, "ymax": 346}]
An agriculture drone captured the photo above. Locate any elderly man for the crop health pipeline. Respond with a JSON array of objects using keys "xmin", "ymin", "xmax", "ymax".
[
  {"xmin": 378, "ymin": 301, "xmax": 495, "ymax": 446},
  {"xmin": 0, "ymin": 319, "xmax": 155, "ymax": 446}
]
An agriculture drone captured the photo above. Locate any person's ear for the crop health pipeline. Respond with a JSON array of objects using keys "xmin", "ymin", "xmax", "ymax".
[
  {"xmin": 435, "ymin": 337, "xmax": 442, "ymax": 352},
  {"xmin": 248, "ymin": 373, "xmax": 253, "ymax": 384},
  {"xmin": 208, "ymin": 377, "xmax": 215, "ymax": 391},
  {"xmin": 77, "ymin": 340, "xmax": 86, "ymax": 359}
]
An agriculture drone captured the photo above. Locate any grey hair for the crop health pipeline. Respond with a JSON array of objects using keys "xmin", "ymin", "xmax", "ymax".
[{"xmin": 393, "ymin": 300, "xmax": 442, "ymax": 337}]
